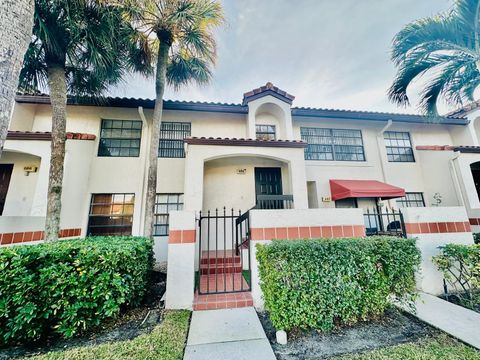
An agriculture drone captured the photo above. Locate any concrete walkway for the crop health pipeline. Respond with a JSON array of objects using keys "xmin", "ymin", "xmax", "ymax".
[
  {"xmin": 406, "ymin": 292, "xmax": 480, "ymax": 349},
  {"xmin": 184, "ymin": 307, "xmax": 276, "ymax": 360}
]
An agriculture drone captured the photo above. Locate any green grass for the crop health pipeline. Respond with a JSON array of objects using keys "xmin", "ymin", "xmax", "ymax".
[
  {"xmin": 28, "ymin": 311, "xmax": 190, "ymax": 360},
  {"xmin": 339, "ymin": 334, "xmax": 480, "ymax": 360}
]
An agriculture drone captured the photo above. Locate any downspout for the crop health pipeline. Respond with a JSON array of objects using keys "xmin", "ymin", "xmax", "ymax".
[
  {"xmin": 138, "ymin": 106, "xmax": 150, "ymax": 235},
  {"xmin": 449, "ymin": 152, "xmax": 465, "ymax": 206},
  {"xmin": 377, "ymin": 120, "xmax": 393, "ymax": 207}
]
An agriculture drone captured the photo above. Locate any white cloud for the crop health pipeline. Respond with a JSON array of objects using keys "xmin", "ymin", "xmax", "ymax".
[{"xmin": 110, "ymin": 0, "xmax": 456, "ymax": 114}]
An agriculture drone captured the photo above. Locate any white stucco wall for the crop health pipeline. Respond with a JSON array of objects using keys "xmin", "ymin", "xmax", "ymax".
[{"xmin": 402, "ymin": 206, "xmax": 474, "ymax": 295}]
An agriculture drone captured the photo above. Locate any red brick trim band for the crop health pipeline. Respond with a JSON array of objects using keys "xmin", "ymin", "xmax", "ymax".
[
  {"xmin": 169, "ymin": 230, "xmax": 196, "ymax": 244},
  {"xmin": 7, "ymin": 131, "xmax": 96, "ymax": 141},
  {"xmin": 250, "ymin": 225, "xmax": 366, "ymax": 241},
  {"xmin": 469, "ymin": 218, "xmax": 480, "ymax": 226},
  {"xmin": 0, "ymin": 228, "xmax": 81, "ymax": 245},
  {"xmin": 405, "ymin": 222, "xmax": 471, "ymax": 234}
]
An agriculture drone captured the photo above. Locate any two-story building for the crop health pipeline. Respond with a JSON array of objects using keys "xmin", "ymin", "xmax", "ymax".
[{"xmin": 2, "ymin": 82, "xmax": 480, "ymax": 263}]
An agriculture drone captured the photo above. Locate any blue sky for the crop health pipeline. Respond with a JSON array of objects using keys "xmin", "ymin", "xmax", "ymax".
[{"xmin": 112, "ymin": 0, "xmax": 455, "ymax": 114}]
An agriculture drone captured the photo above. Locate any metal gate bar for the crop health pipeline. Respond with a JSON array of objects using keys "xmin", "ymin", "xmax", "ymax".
[{"xmin": 197, "ymin": 208, "xmax": 251, "ymax": 294}]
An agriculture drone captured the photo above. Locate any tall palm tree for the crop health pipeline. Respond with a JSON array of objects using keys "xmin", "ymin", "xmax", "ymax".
[
  {"xmin": 0, "ymin": 0, "xmax": 34, "ymax": 156},
  {"xmin": 389, "ymin": 0, "xmax": 480, "ymax": 115},
  {"xmin": 127, "ymin": 0, "xmax": 224, "ymax": 238},
  {"xmin": 18, "ymin": 0, "xmax": 136, "ymax": 241}
]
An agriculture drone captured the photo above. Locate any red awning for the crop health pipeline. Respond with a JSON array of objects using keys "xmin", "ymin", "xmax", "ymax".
[{"xmin": 329, "ymin": 179, "xmax": 406, "ymax": 201}]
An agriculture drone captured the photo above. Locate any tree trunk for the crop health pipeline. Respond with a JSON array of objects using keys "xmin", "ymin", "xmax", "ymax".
[
  {"xmin": 44, "ymin": 65, "xmax": 67, "ymax": 241},
  {"xmin": 144, "ymin": 40, "xmax": 170, "ymax": 238},
  {"xmin": 0, "ymin": 0, "xmax": 34, "ymax": 157}
]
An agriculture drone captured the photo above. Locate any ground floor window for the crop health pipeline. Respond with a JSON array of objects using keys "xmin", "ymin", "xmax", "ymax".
[
  {"xmin": 396, "ymin": 192, "xmax": 425, "ymax": 207},
  {"xmin": 87, "ymin": 193, "xmax": 135, "ymax": 236},
  {"xmin": 154, "ymin": 194, "xmax": 184, "ymax": 236}
]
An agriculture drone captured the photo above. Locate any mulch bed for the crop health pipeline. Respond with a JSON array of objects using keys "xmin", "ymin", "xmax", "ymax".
[
  {"xmin": 258, "ymin": 307, "xmax": 440, "ymax": 360},
  {"xmin": 0, "ymin": 269, "xmax": 167, "ymax": 360}
]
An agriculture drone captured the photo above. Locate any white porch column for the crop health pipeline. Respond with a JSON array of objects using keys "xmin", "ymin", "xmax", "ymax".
[
  {"xmin": 183, "ymin": 145, "xmax": 204, "ymax": 211},
  {"xmin": 289, "ymin": 154, "xmax": 308, "ymax": 209},
  {"xmin": 165, "ymin": 210, "xmax": 196, "ymax": 310}
]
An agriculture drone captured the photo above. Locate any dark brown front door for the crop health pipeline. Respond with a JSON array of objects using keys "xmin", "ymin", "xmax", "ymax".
[
  {"xmin": 0, "ymin": 164, "xmax": 13, "ymax": 215},
  {"xmin": 255, "ymin": 167, "xmax": 283, "ymax": 208}
]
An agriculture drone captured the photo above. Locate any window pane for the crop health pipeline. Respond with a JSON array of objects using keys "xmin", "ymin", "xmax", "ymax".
[
  {"xmin": 256, "ymin": 124, "xmax": 276, "ymax": 141},
  {"xmin": 153, "ymin": 193, "xmax": 184, "ymax": 236},
  {"xmin": 396, "ymin": 192, "xmax": 425, "ymax": 208},
  {"xmin": 159, "ymin": 122, "xmax": 191, "ymax": 158},
  {"xmin": 87, "ymin": 193, "xmax": 135, "ymax": 236},
  {"xmin": 384, "ymin": 131, "xmax": 415, "ymax": 162},
  {"xmin": 301, "ymin": 127, "xmax": 364, "ymax": 162},
  {"xmin": 98, "ymin": 119, "xmax": 142, "ymax": 158}
]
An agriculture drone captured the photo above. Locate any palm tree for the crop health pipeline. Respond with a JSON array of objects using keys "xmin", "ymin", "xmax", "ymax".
[
  {"xmin": 127, "ymin": 0, "xmax": 224, "ymax": 238},
  {"xmin": 0, "ymin": 0, "xmax": 34, "ymax": 156},
  {"xmin": 18, "ymin": 0, "xmax": 136, "ymax": 241},
  {"xmin": 389, "ymin": 0, "xmax": 480, "ymax": 115}
]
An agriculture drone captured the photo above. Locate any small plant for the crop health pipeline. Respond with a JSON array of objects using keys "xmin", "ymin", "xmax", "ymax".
[
  {"xmin": 433, "ymin": 243, "xmax": 480, "ymax": 310},
  {"xmin": 0, "ymin": 236, "xmax": 153, "ymax": 346},
  {"xmin": 256, "ymin": 236, "xmax": 420, "ymax": 332}
]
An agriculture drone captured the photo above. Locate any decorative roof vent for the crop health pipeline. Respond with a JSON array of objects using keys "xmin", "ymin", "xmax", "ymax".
[{"xmin": 242, "ymin": 82, "xmax": 295, "ymax": 105}]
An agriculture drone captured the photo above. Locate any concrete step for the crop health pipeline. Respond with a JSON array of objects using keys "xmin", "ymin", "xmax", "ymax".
[
  {"xmin": 200, "ymin": 262, "xmax": 243, "ymax": 275},
  {"xmin": 193, "ymin": 291, "xmax": 253, "ymax": 311}
]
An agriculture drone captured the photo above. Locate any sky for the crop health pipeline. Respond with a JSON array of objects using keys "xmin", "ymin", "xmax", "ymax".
[{"xmin": 112, "ymin": 0, "xmax": 456, "ymax": 114}]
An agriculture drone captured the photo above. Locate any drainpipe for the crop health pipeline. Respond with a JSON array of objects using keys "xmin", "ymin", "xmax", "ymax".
[
  {"xmin": 377, "ymin": 120, "xmax": 393, "ymax": 207},
  {"xmin": 449, "ymin": 152, "xmax": 465, "ymax": 206},
  {"xmin": 138, "ymin": 106, "xmax": 150, "ymax": 235}
]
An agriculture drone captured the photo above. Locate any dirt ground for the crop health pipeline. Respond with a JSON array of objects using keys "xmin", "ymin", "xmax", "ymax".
[
  {"xmin": 0, "ymin": 270, "xmax": 167, "ymax": 360},
  {"xmin": 258, "ymin": 307, "xmax": 439, "ymax": 360}
]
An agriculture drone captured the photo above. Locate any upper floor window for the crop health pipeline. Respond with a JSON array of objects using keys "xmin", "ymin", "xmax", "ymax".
[
  {"xmin": 384, "ymin": 131, "xmax": 415, "ymax": 162},
  {"xmin": 300, "ymin": 127, "xmax": 365, "ymax": 161},
  {"xmin": 256, "ymin": 125, "xmax": 276, "ymax": 140},
  {"xmin": 159, "ymin": 122, "xmax": 191, "ymax": 158},
  {"xmin": 154, "ymin": 193, "xmax": 184, "ymax": 236},
  {"xmin": 87, "ymin": 193, "xmax": 135, "ymax": 236},
  {"xmin": 396, "ymin": 192, "xmax": 425, "ymax": 207},
  {"xmin": 98, "ymin": 119, "xmax": 142, "ymax": 157}
]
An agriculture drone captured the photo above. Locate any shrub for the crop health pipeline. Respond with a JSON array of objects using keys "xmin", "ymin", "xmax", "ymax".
[
  {"xmin": 432, "ymin": 243, "xmax": 480, "ymax": 309},
  {"xmin": 256, "ymin": 236, "xmax": 420, "ymax": 332},
  {"xmin": 0, "ymin": 236, "xmax": 153, "ymax": 345}
]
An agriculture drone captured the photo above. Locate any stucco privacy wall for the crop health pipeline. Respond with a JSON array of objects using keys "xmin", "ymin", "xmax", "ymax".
[
  {"xmin": 402, "ymin": 206, "xmax": 474, "ymax": 295},
  {"xmin": 248, "ymin": 208, "xmax": 365, "ymax": 309},
  {"xmin": 165, "ymin": 210, "xmax": 196, "ymax": 310}
]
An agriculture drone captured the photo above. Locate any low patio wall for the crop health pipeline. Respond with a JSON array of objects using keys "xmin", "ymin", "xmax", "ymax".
[
  {"xmin": 402, "ymin": 206, "xmax": 474, "ymax": 295},
  {"xmin": 249, "ymin": 208, "xmax": 365, "ymax": 309},
  {"xmin": 0, "ymin": 216, "xmax": 81, "ymax": 245}
]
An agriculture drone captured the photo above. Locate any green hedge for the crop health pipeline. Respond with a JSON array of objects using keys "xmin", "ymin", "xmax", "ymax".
[
  {"xmin": 256, "ymin": 236, "xmax": 420, "ymax": 331},
  {"xmin": 0, "ymin": 236, "xmax": 153, "ymax": 345},
  {"xmin": 433, "ymin": 243, "xmax": 480, "ymax": 309}
]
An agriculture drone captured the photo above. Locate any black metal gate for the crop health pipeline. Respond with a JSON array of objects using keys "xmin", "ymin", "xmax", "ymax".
[
  {"xmin": 364, "ymin": 207, "xmax": 406, "ymax": 237},
  {"xmin": 197, "ymin": 208, "xmax": 251, "ymax": 294}
]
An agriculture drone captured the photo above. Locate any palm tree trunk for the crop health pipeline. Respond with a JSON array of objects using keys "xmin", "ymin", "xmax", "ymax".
[
  {"xmin": 44, "ymin": 64, "xmax": 67, "ymax": 242},
  {"xmin": 144, "ymin": 40, "xmax": 170, "ymax": 238},
  {"xmin": 0, "ymin": 0, "xmax": 34, "ymax": 157}
]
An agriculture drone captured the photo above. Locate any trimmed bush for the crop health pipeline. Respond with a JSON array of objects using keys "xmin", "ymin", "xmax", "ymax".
[
  {"xmin": 0, "ymin": 236, "xmax": 153, "ymax": 345},
  {"xmin": 256, "ymin": 236, "xmax": 420, "ymax": 332},
  {"xmin": 433, "ymin": 243, "xmax": 480, "ymax": 309}
]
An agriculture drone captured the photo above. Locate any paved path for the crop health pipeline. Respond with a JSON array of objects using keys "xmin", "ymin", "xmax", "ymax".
[
  {"xmin": 184, "ymin": 307, "xmax": 276, "ymax": 360},
  {"xmin": 406, "ymin": 292, "xmax": 480, "ymax": 349}
]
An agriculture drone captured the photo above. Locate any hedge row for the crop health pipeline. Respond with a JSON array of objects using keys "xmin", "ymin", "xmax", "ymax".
[
  {"xmin": 0, "ymin": 236, "xmax": 153, "ymax": 345},
  {"xmin": 433, "ymin": 243, "xmax": 480, "ymax": 309},
  {"xmin": 256, "ymin": 236, "xmax": 420, "ymax": 331}
]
